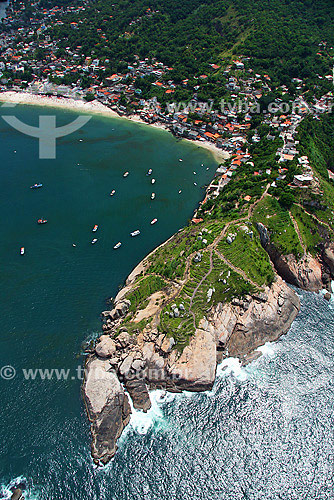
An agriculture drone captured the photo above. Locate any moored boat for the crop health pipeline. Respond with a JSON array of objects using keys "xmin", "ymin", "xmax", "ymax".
[
  {"xmin": 110, "ymin": 190, "xmax": 116, "ymax": 196},
  {"xmin": 179, "ymin": 159, "xmax": 183, "ymax": 162},
  {"xmin": 92, "ymin": 225, "xmax": 98, "ymax": 232},
  {"xmin": 151, "ymin": 193, "xmax": 155, "ymax": 200},
  {"xmin": 20, "ymin": 247, "xmax": 25, "ymax": 255},
  {"xmin": 131, "ymin": 230, "xmax": 140, "ymax": 237},
  {"xmin": 114, "ymin": 242, "xmax": 122, "ymax": 249},
  {"xmin": 30, "ymin": 183, "xmax": 43, "ymax": 189},
  {"xmin": 147, "ymin": 169, "xmax": 152, "ymax": 175},
  {"xmin": 37, "ymin": 219, "xmax": 48, "ymax": 224},
  {"xmin": 150, "ymin": 218, "xmax": 158, "ymax": 225},
  {"xmin": 123, "ymin": 171, "xmax": 129, "ymax": 177},
  {"xmin": 91, "ymin": 238, "xmax": 98, "ymax": 244},
  {"xmin": 151, "ymin": 178, "xmax": 156, "ymax": 184}
]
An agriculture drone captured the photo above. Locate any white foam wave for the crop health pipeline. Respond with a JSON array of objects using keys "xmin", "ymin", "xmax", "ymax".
[
  {"xmin": 127, "ymin": 390, "xmax": 177, "ymax": 435},
  {"xmin": 216, "ymin": 357, "xmax": 249, "ymax": 381},
  {"xmin": 0, "ymin": 476, "xmax": 39, "ymax": 500}
]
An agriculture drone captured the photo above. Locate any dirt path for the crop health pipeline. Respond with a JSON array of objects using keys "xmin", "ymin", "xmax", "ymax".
[{"xmin": 289, "ymin": 211, "xmax": 307, "ymax": 255}]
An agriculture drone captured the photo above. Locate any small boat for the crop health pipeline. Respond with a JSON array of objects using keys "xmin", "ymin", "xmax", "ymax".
[
  {"xmin": 151, "ymin": 218, "xmax": 158, "ymax": 225},
  {"xmin": 30, "ymin": 183, "xmax": 43, "ymax": 189},
  {"xmin": 147, "ymin": 169, "xmax": 152, "ymax": 175},
  {"xmin": 92, "ymin": 225, "xmax": 98, "ymax": 232},
  {"xmin": 193, "ymin": 171, "xmax": 197, "ymax": 175},
  {"xmin": 37, "ymin": 219, "xmax": 47, "ymax": 224},
  {"xmin": 131, "ymin": 230, "xmax": 140, "ymax": 237},
  {"xmin": 123, "ymin": 171, "xmax": 129, "ymax": 178},
  {"xmin": 20, "ymin": 247, "xmax": 25, "ymax": 255},
  {"xmin": 110, "ymin": 190, "xmax": 116, "ymax": 196},
  {"xmin": 114, "ymin": 242, "xmax": 122, "ymax": 249},
  {"xmin": 91, "ymin": 238, "xmax": 98, "ymax": 244},
  {"xmin": 194, "ymin": 182, "xmax": 197, "ymax": 186},
  {"xmin": 179, "ymin": 159, "xmax": 183, "ymax": 162},
  {"xmin": 201, "ymin": 163, "xmax": 204, "ymax": 167},
  {"xmin": 151, "ymin": 178, "xmax": 156, "ymax": 184},
  {"xmin": 72, "ymin": 244, "xmax": 76, "ymax": 247},
  {"xmin": 206, "ymin": 167, "xmax": 209, "ymax": 170},
  {"xmin": 151, "ymin": 193, "xmax": 155, "ymax": 200},
  {"xmin": 178, "ymin": 190, "xmax": 182, "ymax": 194}
]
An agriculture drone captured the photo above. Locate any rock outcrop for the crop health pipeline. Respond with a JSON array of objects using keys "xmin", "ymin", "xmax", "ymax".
[
  {"xmin": 209, "ymin": 277, "xmax": 300, "ymax": 363},
  {"xmin": 83, "ymin": 357, "xmax": 131, "ymax": 465},
  {"xmin": 83, "ymin": 274, "xmax": 301, "ymax": 464},
  {"xmin": 256, "ymin": 222, "xmax": 325, "ymax": 292}
]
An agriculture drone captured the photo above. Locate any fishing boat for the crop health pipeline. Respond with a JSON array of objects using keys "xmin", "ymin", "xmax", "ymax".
[
  {"xmin": 147, "ymin": 169, "xmax": 152, "ymax": 175},
  {"xmin": 151, "ymin": 218, "xmax": 158, "ymax": 225},
  {"xmin": 20, "ymin": 247, "xmax": 25, "ymax": 255},
  {"xmin": 37, "ymin": 219, "xmax": 47, "ymax": 224},
  {"xmin": 110, "ymin": 190, "xmax": 116, "ymax": 196},
  {"xmin": 123, "ymin": 171, "xmax": 129, "ymax": 178},
  {"xmin": 30, "ymin": 183, "xmax": 43, "ymax": 189},
  {"xmin": 151, "ymin": 178, "xmax": 156, "ymax": 184},
  {"xmin": 131, "ymin": 230, "xmax": 140, "ymax": 237},
  {"xmin": 151, "ymin": 193, "xmax": 155, "ymax": 200},
  {"xmin": 91, "ymin": 238, "xmax": 98, "ymax": 244},
  {"xmin": 92, "ymin": 225, "xmax": 98, "ymax": 232},
  {"xmin": 114, "ymin": 242, "xmax": 122, "ymax": 249}
]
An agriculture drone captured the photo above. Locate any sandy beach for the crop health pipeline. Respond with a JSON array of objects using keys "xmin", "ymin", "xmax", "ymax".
[{"xmin": 0, "ymin": 91, "xmax": 229, "ymax": 162}]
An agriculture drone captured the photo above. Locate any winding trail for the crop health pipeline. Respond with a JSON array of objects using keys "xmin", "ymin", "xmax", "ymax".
[{"xmin": 289, "ymin": 210, "xmax": 306, "ymax": 255}]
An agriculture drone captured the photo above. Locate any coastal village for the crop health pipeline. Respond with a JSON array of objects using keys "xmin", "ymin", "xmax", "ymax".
[{"xmin": 0, "ymin": 0, "xmax": 333, "ymax": 218}]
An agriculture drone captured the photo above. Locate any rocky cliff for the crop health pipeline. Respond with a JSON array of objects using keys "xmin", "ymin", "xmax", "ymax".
[{"xmin": 83, "ymin": 274, "xmax": 300, "ymax": 465}]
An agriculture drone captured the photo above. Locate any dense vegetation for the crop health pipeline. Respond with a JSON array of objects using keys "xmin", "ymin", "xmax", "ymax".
[{"xmin": 43, "ymin": 0, "xmax": 334, "ymax": 95}]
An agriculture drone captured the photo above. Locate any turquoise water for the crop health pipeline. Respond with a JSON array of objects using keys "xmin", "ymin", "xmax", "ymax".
[{"xmin": 0, "ymin": 105, "xmax": 333, "ymax": 500}]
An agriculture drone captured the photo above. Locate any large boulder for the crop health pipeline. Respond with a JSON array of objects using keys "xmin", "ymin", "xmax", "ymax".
[
  {"xmin": 95, "ymin": 335, "xmax": 116, "ymax": 358},
  {"xmin": 83, "ymin": 357, "xmax": 131, "ymax": 465}
]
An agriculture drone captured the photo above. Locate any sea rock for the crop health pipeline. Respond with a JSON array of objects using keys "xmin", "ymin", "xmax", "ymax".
[
  {"xmin": 95, "ymin": 335, "xmax": 116, "ymax": 358},
  {"xmin": 124, "ymin": 378, "xmax": 151, "ymax": 411},
  {"xmin": 83, "ymin": 357, "xmax": 131, "ymax": 465},
  {"xmin": 11, "ymin": 490, "xmax": 24, "ymax": 500}
]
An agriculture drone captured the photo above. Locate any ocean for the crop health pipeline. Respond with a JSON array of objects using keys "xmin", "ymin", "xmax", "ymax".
[{"xmin": 0, "ymin": 104, "xmax": 333, "ymax": 500}]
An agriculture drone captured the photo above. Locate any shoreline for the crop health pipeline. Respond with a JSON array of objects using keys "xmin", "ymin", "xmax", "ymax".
[{"xmin": 0, "ymin": 91, "xmax": 229, "ymax": 162}]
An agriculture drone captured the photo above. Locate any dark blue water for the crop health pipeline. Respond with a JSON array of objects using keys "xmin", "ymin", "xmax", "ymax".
[{"xmin": 0, "ymin": 105, "xmax": 333, "ymax": 500}]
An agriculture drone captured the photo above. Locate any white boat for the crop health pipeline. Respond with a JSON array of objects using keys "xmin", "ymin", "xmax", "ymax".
[
  {"xmin": 179, "ymin": 159, "xmax": 183, "ymax": 162},
  {"xmin": 151, "ymin": 218, "xmax": 158, "ymax": 225},
  {"xmin": 92, "ymin": 225, "xmax": 98, "ymax": 232},
  {"xmin": 114, "ymin": 242, "xmax": 122, "ymax": 249},
  {"xmin": 151, "ymin": 193, "xmax": 155, "ymax": 200},
  {"xmin": 91, "ymin": 239, "xmax": 98, "ymax": 244},
  {"xmin": 206, "ymin": 167, "xmax": 209, "ymax": 170},
  {"xmin": 151, "ymin": 178, "xmax": 156, "ymax": 184},
  {"xmin": 20, "ymin": 247, "xmax": 25, "ymax": 255},
  {"xmin": 147, "ymin": 169, "xmax": 152, "ymax": 175},
  {"xmin": 193, "ymin": 171, "xmax": 196, "ymax": 175},
  {"xmin": 123, "ymin": 171, "xmax": 129, "ymax": 177},
  {"xmin": 194, "ymin": 182, "xmax": 197, "ymax": 186},
  {"xmin": 72, "ymin": 244, "xmax": 76, "ymax": 247},
  {"xmin": 110, "ymin": 190, "xmax": 116, "ymax": 196},
  {"xmin": 178, "ymin": 190, "xmax": 182, "ymax": 194},
  {"xmin": 131, "ymin": 230, "xmax": 140, "ymax": 237}
]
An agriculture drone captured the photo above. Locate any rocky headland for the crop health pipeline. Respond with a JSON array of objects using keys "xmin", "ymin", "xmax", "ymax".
[{"xmin": 83, "ymin": 197, "xmax": 334, "ymax": 465}]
